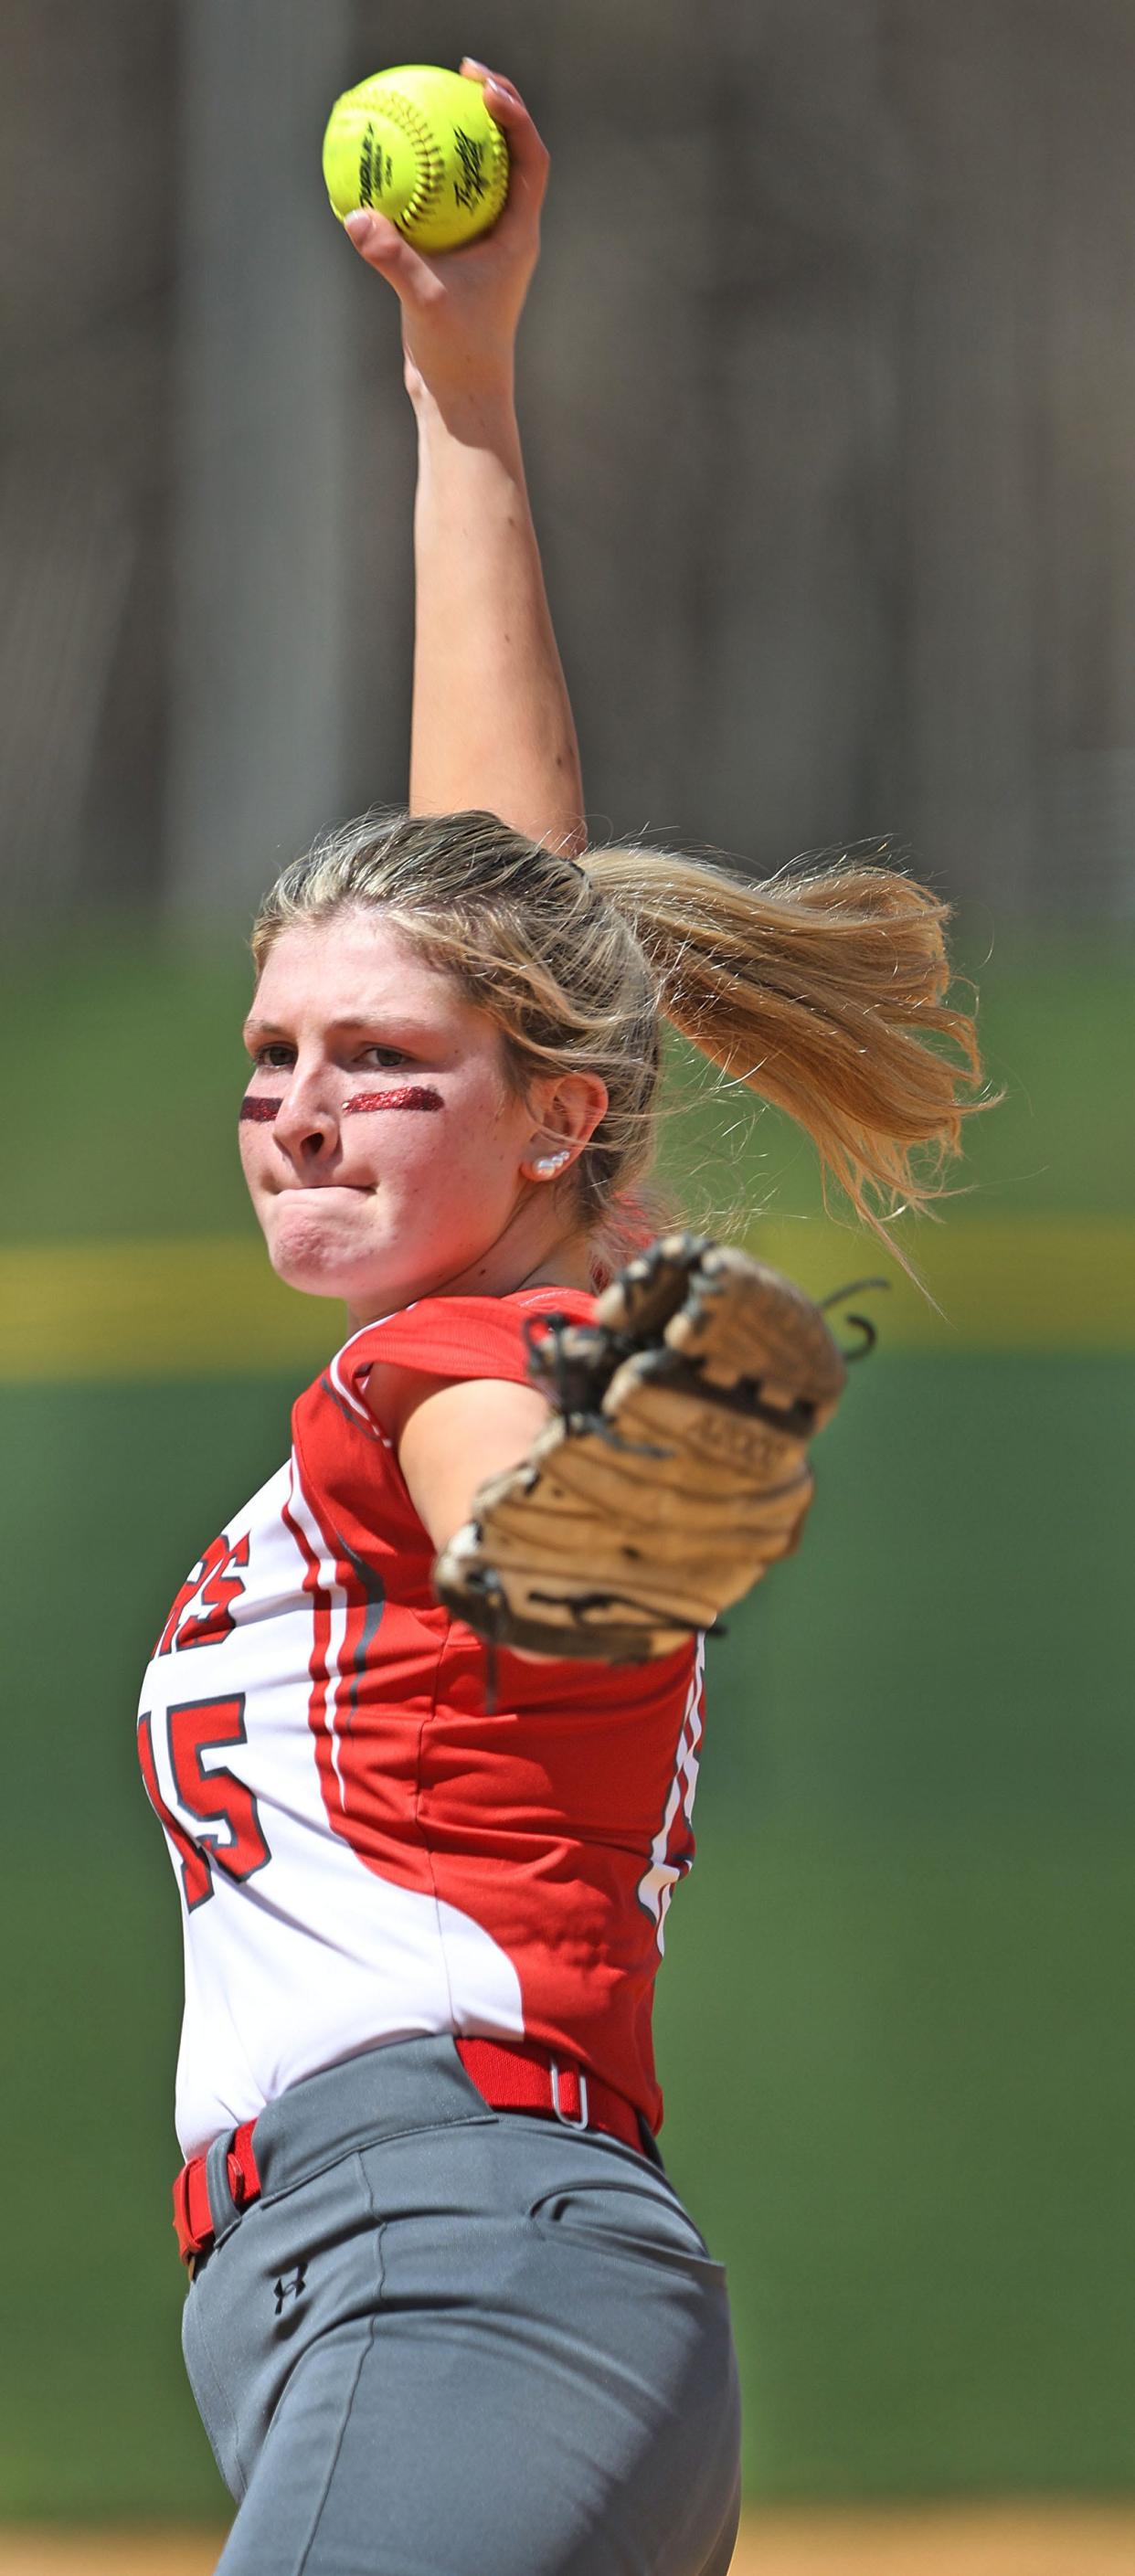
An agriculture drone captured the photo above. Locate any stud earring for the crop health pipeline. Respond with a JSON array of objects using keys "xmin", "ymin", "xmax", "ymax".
[{"xmin": 534, "ymin": 1149, "xmax": 570, "ymax": 1174}]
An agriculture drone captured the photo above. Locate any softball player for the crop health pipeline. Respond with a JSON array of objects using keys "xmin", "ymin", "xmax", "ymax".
[{"xmin": 139, "ymin": 66, "xmax": 981, "ymax": 2575}]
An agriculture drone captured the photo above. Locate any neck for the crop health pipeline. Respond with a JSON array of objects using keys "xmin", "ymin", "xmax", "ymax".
[{"xmin": 344, "ymin": 1204, "xmax": 595, "ymax": 1332}]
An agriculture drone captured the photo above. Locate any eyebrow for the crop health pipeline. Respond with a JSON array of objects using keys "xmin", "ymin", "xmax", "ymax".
[{"xmin": 242, "ymin": 1014, "xmax": 434, "ymax": 1041}]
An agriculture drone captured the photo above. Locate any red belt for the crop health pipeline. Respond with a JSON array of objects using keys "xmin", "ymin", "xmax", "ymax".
[{"xmin": 172, "ymin": 2039, "xmax": 647, "ymax": 2265}]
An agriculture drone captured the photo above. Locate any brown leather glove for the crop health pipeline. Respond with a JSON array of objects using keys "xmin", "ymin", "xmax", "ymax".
[{"xmin": 432, "ymin": 1233, "xmax": 848, "ymax": 1663}]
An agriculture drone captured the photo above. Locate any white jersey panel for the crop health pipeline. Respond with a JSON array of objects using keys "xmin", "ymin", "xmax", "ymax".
[{"xmin": 137, "ymin": 1458, "xmax": 523, "ymax": 2158}]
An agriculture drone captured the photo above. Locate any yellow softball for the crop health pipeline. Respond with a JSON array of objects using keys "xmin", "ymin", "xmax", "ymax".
[{"xmin": 322, "ymin": 64, "xmax": 510, "ymax": 252}]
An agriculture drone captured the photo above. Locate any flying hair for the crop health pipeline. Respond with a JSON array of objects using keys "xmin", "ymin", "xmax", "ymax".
[{"xmin": 249, "ymin": 810, "xmax": 987, "ymax": 1284}]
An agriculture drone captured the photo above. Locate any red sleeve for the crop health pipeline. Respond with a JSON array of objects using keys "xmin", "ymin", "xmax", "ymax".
[{"xmin": 337, "ymin": 1287, "xmax": 598, "ymax": 1420}]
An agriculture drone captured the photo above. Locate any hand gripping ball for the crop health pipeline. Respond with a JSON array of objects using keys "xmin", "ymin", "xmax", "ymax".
[{"xmin": 322, "ymin": 64, "xmax": 510, "ymax": 252}]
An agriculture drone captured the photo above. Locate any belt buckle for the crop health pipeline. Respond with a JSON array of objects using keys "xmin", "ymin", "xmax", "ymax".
[{"xmin": 549, "ymin": 2059, "xmax": 589, "ymax": 2130}]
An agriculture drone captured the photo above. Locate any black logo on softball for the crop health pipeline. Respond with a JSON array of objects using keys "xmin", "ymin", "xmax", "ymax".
[
  {"xmin": 359, "ymin": 122, "xmax": 393, "ymax": 207},
  {"xmin": 452, "ymin": 128, "xmax": 487, "ymax": 207},
  {"xmin": 273, "ymin": 2262, "xmax": 308, "ymax": 2314}
]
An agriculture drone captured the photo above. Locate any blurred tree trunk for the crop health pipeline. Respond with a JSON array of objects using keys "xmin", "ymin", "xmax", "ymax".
[{"xmin": 164, "ymin": 0, "xmax": 354, "ymax": 917}]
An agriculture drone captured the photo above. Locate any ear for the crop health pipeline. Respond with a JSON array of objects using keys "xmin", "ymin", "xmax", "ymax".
[{"xmin": 518, "ymin": 1071, "xmax": 609, "ymax": 1183}]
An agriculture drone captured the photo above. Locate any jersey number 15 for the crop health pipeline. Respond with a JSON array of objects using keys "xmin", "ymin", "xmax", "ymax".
[{"xmin": 138, "ymin": 1696, "xmax": 270, "ymax": 1911}]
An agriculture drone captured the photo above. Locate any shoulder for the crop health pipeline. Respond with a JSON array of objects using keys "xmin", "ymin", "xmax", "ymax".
[{"xmin": 334, "ymin": 1287, "xmax": 597, "ymax": 1443}]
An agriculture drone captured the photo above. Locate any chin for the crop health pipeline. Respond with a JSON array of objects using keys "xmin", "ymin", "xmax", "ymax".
[
  {"xmin": 268, "ymin": 1248, "xmax": 356, "ymax": 1302},
  {"xmin": 263, "ymin": 1207, "xmax": 362, "ymax": 1297},
  {"xmin": 265, "ymin": 1223, "xmax": 408, "ymax": 1312}
]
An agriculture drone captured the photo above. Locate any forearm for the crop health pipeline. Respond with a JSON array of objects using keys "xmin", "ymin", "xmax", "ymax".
[{"xmin": 409, "ymin": 382, "xmax": 586, "ymax": 853}]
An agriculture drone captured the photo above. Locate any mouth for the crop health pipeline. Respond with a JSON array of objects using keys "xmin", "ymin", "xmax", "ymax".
[{"xmin": 274, "ymin": 1182, "xmax": 372, "ymax": 1198}]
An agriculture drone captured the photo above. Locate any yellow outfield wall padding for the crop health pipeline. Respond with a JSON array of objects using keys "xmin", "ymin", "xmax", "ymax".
[
  {"xmin": 0, "ymin": 1238, "xmax": 337, "ymax": 1383},
  {"xmin": 748, "ymin": 1214, "xmax": 1134, "ymax": 1352},
  {"xmin": 0, "ymin": 1217, "xmax": 1130, "ymax": 1383}
]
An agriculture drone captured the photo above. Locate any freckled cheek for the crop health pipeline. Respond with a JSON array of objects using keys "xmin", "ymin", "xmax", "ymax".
[
  {"xmin": 238, "ymin": 1125, "xmax": 266, "ymax": 1187},
  {"xmin": 374, "ymin": 1116, "xmax": 464, "ymax": 1193},
  {"xmin": 446, "ymin": 1081, "xmax": 525, "ymax": 1170},
  {"xmin": 381, "ymin": 1094, "xmax": 519, "ymax": 1203},
  {"xmin": 239, "ymin": 1092, "xmax": 278, "ymax": 1161}
]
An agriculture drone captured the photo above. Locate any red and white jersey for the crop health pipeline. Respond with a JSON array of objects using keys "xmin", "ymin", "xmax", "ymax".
[{"xmin": 136, "ymin": 1289, "xmax": 705, "ymax": 2158}]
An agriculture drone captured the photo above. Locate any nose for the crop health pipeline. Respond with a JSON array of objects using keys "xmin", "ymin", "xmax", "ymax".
[{"xmin": 270, "ymin": 1065, "xmax": 341, "ymax": 1165}]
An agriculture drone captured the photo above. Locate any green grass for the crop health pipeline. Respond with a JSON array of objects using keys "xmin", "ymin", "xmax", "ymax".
[
  {"xmin": 658, "ymin": 1827, "xmax": 1135, "ymax": 2499},
  {"xmin": 1, "ymin": 929, "xmax": 257, "ymax": 1244},
  {"xmin": 3, "ymin": 1355, "xmax": 1132, "ymax": 2511},
  {"xmin": 0, "ymin": 1862, "xmax": 227, "ymax": 2519}
]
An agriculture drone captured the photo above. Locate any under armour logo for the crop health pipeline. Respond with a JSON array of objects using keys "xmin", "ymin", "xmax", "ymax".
[{"xmin": 273, "ymin": 2263, "xmax": 308, "ymax": 2314}]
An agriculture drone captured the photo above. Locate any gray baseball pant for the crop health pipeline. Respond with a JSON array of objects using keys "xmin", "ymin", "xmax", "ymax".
[{"xmin": 181, "ymin": 2036, "xmax": 742, "ymax": 2575}]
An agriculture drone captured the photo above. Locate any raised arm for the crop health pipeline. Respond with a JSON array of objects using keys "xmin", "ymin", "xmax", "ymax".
[{"xmin": 344, "ymin": 63, "xmax": 585, "ymax": 853}]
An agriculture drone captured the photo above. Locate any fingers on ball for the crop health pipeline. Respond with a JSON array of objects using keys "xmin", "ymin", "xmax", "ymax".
[
  {"xmin": 461, "ymin": 61, "xmax": 549, "ymax": 164},
  {"xmin": 344, "ymin": 207, "xmax": 403, "ymax": 259}
]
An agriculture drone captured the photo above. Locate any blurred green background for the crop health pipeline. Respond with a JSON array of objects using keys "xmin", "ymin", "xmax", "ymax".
[{"xmin": 2, "ymin": 926, "xmax": 1131, "ymax": 2517}]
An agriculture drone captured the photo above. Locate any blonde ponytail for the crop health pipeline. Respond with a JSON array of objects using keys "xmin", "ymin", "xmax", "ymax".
[{"xmin": 582, "ymin": 843, "xmax": 983, "ymax": 1242}]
